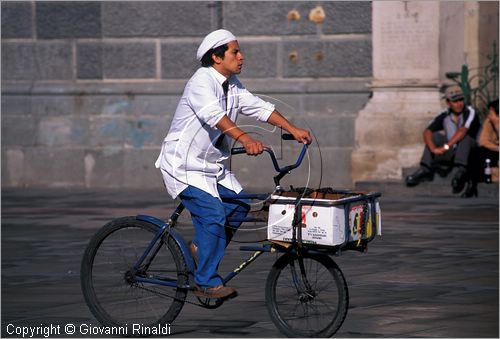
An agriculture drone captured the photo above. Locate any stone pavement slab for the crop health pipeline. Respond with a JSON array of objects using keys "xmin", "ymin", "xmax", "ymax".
[{"xmin": 1, "ymin": 187, "xmax": 498, "ymax": 337}]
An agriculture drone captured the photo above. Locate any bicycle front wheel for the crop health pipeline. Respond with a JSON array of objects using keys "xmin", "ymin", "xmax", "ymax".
[
  {"xmin": 266, "ymin": 252, "xmax": 349, "ymax": 337},
  {"xmin": 80, "ymin": 217, "xmax": 188, "ymax": 328}
]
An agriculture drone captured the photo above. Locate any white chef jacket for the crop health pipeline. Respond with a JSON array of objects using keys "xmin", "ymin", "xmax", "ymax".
[{"xmin": 155, "ymin": 67, "xmax": 275, "ymax": 199}]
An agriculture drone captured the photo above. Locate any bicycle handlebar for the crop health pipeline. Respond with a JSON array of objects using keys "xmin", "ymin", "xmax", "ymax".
[
  {"xmin": 230, "ymin": 133, "xmax": 309, "ymax": 188},
  {"xmin": 281, "ymin": 133, "xmax": 296, "ymax": 141}
]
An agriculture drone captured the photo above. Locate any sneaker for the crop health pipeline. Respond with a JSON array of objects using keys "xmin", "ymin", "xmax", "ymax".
[
  {"xmin": 188, "ymin": 241, "xmax": 198, "ymax": 266},
  {"xmin": 451, "ymin": 167, "xmax": 468, "ymax": 194},
  {"xmin": 193, "ymin": 284, "xmax": 237, "ymax": 299},
  {"xmin": 405, "ymin": 167, "xmax": 434, "ymax": 187}
]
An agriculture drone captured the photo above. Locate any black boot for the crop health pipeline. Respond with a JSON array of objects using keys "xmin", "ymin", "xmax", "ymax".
[
  {"xmin": 461, "ymin": 180, "xmax": 478, "ymax": 198},
  {"xmin": 406, "ymin": 167, "xmax": 434, "ymax": 187},
  {"xmin": 451, "ymin": 166, "xmax": 468, "ymax": 194}
]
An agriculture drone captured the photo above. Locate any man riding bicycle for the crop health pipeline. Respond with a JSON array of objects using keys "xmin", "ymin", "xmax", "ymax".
[{"xmin": 155, "ymin": 29, "xmax": 311, "ymax": 299}]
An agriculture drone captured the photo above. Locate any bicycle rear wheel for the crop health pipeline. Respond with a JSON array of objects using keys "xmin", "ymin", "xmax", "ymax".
[
  {"xmin": 266, "ymin": 252, "xmax": 349, "ymax": 337},
  {"xmin": 81, "ymin": 217, "xmax": 188, "ymax": 328}
]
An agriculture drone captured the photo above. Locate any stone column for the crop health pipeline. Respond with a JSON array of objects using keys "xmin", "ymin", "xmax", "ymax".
[{"xmin": 352, "ymin": 1, "xmax": 443, "ymax": 183}]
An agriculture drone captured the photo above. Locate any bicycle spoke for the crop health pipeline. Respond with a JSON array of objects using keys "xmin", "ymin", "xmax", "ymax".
[
  {"xmin": 81, "ymin": 218, "xmax": 187, "ymax": 327},
  {"xmin": 266, "ymin": 253, "xmax": 349, "ymax": 337}
]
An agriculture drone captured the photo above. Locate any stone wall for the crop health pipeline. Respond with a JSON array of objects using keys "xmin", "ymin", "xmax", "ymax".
[{"xmin": 1, "ymin": 1, "xmax": 372, "ymax": 190}]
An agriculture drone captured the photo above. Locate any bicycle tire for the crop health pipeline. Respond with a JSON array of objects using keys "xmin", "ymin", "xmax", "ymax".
[
  {"xmin": 80, "ymin": 216, "xmax": 188, "ymax": 329},
  {"xmin": 265, "ymin": 252, "xmax": 349, "ymax": 337}
]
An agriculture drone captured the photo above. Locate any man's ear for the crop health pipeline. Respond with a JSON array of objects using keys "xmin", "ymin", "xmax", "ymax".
[{"xmin": 212, "ymin": 54, "xmax": 222, "ymax": 65}]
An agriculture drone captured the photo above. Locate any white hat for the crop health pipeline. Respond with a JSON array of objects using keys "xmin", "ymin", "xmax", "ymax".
[{"xmin": 196, "ymin": 29, "xmax": 236, "ymax": 61}]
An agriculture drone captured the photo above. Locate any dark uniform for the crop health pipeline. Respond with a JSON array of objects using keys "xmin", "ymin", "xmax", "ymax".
[
  {"xmin": 420, "ymin": 106, "xmax": 480, "ymax": 170},
  {"xmin": 406, "ymin": 105, "xmax": 480, "ymax": 192}
]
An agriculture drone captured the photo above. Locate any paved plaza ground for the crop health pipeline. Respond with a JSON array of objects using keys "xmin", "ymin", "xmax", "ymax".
[{"xmin": 1, "ymin": 186, "xmax": 498, "ymax": 337}]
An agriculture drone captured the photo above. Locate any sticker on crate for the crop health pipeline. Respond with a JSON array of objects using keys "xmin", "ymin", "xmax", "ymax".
[
  {"xmin": 348, "ymin": 203, "xmax": 382, "ymax": 241},
  {"xmin": 348, "ymin": 204, "xmax": 364, "ymax": 241}
]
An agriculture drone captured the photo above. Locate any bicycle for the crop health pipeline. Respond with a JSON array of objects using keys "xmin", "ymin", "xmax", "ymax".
[{"xmin": 80, "ymin": 134, "xmax": 382, "ymax": 337}]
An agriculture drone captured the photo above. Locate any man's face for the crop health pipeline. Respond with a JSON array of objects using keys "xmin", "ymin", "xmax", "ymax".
[
  {"xmin": 448, "ymin": 98, "xmax": 464, "ymax": 114},
  {"xmin": 215, "ymin": 40, "xmax": 244, "ymax": 77}
]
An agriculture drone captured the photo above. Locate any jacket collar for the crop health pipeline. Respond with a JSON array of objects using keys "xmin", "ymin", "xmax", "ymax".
[{"xmin": 209, "ymin": 66, "xmax": 229, "ymax": 86}]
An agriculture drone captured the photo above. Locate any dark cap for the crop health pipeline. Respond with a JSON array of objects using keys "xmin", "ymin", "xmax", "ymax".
[{"xmin": 445, "ymin": 85, "xmax": 464, "ymax": 101}]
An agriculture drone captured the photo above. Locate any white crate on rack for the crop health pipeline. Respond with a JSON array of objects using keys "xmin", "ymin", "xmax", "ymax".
[{"xmin": 267, "ymin": 195, "xmax": 381, "ymax": 247}]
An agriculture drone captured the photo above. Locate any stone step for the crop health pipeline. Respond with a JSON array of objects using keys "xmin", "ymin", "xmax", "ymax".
[{"xmin": 355, "ymin": 179, "xmax": 498, "ymax": 199}]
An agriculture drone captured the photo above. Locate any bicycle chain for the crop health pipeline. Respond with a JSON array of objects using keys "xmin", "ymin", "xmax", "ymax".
[
  {"xmin": 131, "ymin": 282, "xmax": 221, "ymax": 308},
  {"xmin": 138, "ymin": 225, "xmax": 225, "ymax": 309}
]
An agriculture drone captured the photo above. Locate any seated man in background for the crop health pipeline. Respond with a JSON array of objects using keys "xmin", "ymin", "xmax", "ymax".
[{"xmin": 406, "ymin": 85, "xmax": 480, "ymax": 194}]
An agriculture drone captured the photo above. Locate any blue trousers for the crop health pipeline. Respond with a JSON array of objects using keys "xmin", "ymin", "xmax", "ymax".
[{"xmin": 179, "ymin": 185, "xmax": 250, "ymax": 288}]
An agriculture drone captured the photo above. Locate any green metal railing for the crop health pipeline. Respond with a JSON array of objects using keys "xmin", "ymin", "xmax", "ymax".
[{"xmin": 445, "ymin": 41, "xmax": 498, "ymax": 119}]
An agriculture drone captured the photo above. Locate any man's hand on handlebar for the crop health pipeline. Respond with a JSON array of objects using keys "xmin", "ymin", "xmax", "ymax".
[
  {"xmin": 265, "ymin": 111, "xmax": 312, "ymax": 145},
  {"xmin": 218, "ymin": 112, "xmax": 311, "ymax": 155},
  {"xmin": 238, "ymin": 127, "xmax": 311, "ymax": 156},
  {"xmin": 290, "ymin": 127, "xmax": 312, "ymax": 145},
  {"xmin": 239, "ymin": 134, "xmax": 266, "ymax": 156}
]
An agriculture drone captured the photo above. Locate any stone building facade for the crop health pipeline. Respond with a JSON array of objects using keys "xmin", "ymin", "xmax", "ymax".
[
  {"xmin": 1, "ymin": 1, "xmax": 372, "ymax": 190},
  {"xmin": 1, "ymin": 1, "xmax": 498, "ymax": 190}
]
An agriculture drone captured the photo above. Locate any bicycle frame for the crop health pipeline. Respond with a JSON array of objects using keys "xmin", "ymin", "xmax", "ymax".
[
  {"xmin": 130, "ymin": 192, "xmax": 381, "ymax": 291},
  {"xmin": 132, "ymin": 196, "xmax": 280, "ymax": 289},
  {"xmin": 130, "ymin": 192, "xmax": 381, "ymax": 290}
]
